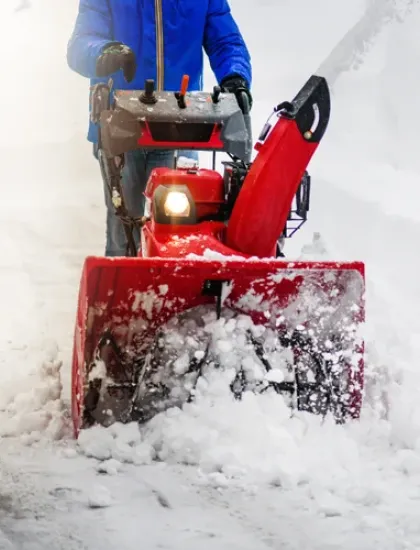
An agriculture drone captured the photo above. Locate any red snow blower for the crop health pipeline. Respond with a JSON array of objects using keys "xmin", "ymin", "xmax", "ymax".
[{"xmin": 71, "ymin": 74, "xmax": 365, "ymax": 438}]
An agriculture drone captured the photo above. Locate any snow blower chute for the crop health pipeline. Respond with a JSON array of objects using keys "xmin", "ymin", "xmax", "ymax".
[{"xmin": 71, "ymin": 75, "xmax": 365, "ymax": 437}]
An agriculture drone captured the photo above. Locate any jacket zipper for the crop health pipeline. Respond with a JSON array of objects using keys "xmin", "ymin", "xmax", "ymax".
[{"xmin": 154, "ymin": 0, "xmax": 164, "ymax": 90}]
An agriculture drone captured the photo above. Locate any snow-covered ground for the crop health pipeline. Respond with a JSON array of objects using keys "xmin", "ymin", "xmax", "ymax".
[{"xmin": 1, "ymin": 0, "xmax": 420, "ymax": 547}]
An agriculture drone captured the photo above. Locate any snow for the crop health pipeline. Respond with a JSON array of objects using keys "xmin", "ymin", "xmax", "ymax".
[
  {"xmin": 2, "ymin": 0, "xmax": 420, "ymax": 548},
  {"xmin": 87, "ymin": 484, "xmax": 113, "ymax": 508}
]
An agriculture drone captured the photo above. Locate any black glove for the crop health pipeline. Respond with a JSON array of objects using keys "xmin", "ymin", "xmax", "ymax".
[
  {"xmin": 96, "ymin": 42, "xmax": 136, "ymax": 83},
  {"xmin": 220, "ymin": 75, "xmax": 253, "ymax": 113}
]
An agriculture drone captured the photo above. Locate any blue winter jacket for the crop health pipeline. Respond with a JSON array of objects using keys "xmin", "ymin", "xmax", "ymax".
[{"xmin": 67, "ymin": 0, "xmax": 252, "ymax": 143}]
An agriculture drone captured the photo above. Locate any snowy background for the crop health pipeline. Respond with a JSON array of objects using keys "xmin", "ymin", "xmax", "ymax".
[{"xmin": 1, "ymin": 0, "xmax": 420, "ymax": 548}]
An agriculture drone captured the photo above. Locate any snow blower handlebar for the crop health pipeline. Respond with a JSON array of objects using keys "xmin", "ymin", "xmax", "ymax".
[
  {"xmin": 91, "ymin": 76, "xmax": 252, "ymax": 160},
  {"xmin": 236, "ymin": 90, "xmax": 253, "ymax": 163}
]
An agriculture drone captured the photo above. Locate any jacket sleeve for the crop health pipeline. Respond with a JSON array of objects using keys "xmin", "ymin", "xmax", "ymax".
[
  {"xmin": 203, "ymin": 0, "xmax": 252, "ymax": 88},
  {"xmin": 67, "ymin": 0, "xmax": 114, "ymax": 79}
]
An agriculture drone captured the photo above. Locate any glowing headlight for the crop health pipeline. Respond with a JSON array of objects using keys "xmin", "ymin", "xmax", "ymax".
[
  {"xmin": 153, "ymin": 184, "xmax": 196, "ymax": 225},
  {"xmin": 164, "ymin": 191, "xmax": 191, "ymax": 217}
]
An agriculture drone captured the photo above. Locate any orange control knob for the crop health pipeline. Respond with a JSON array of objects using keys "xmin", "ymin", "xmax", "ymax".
[{"xmin": 180, "ymin": 74, "xmax": 190, "ymax": 96}]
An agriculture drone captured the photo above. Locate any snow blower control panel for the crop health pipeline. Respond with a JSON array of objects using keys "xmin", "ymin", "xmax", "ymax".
[{"xmin": 93, "ymin": 77, "xmax": 251, "ymax": 160}]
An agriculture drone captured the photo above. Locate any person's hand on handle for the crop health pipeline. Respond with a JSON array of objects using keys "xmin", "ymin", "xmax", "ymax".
[
  {"xmin": 221, "ymin": 75, "xmax": 253, "ymax": 114},
  {"xmin": 96, "ymin": 43, "xmax": 136, "ymax": 83}
]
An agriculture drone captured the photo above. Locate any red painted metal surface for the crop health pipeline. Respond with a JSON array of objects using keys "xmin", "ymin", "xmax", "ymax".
[
  {"xmin": 72, "ymin": 257, "xmax": 365, "ymax": 437},
  {"xmin": 141, "ymin": 220, "xmax": 235, "ymax": 258},
  {"xmin": 226, "ymin": 117, "xmax": 318, "ymax": 257},
  {"xmin": 137, "ymin": 121, "xmax": 224, "ymax": 150}
]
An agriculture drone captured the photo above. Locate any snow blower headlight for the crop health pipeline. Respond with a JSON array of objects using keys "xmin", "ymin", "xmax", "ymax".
[
  {"xmin": 164, "ymin": 191, "xmax": 190, "ymax": 217},
  {"xmin": 153, "ymin": 184, "xmax": 197, "ymax": 225}
]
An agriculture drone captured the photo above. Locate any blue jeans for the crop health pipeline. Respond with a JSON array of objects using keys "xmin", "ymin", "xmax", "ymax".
[{"xmin": 96, "ymin": 147, "xmax": 198, "ymax": 256}]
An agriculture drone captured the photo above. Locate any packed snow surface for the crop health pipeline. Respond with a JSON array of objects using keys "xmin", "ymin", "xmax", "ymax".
[{"xmin": 2, "ymin": 0, "xmax": 420, "ymax": 548}]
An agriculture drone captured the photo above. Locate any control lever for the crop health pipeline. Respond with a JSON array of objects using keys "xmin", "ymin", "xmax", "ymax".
[
  {"xmin": 175, "ymin": 74, "xmax": 189, "ymax": 109},
  {"xmin": 140, "ymin": 79, "xmax": 157, "ymax": 104},
  {"xmin": 211, "ymin": 85, "xmax": 221, "ymax": 104}
]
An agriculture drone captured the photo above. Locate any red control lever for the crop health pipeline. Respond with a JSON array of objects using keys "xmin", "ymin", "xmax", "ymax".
[{"xmin": 177, "ymin": 74, "xmax": 190, "ymax": 108}]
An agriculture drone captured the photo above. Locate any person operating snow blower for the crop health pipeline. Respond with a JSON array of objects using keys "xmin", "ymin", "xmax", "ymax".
[{"xmin": 67, "ymin": 0, "xmax": 253, "ymax": 257}]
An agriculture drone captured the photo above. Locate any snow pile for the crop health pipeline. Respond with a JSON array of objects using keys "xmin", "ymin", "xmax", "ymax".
[
  {"xmin": 77, "ymin": 302, "xmax": 368, "ymax": 489},
  {"xmin": 78, "ymin": 421, "xmax": 155, "ymax": 465},
  {"xmin": 77, "ymin": 383, "xmax": 389, "ymax": 493},
  {"xmin": 132, "ymin": 307, "xmax": 297, "ymax": 418},
  {"xmin": 0, "ymin": 343, "xmax": 69, "ymax": 442},
  {"xmin": 139, "ymin": 303, "xmax": 362, "ymax": 489},
  {"xmin": 76, "ymin": 308, "xmax": 298, "ymax": 479},
  {"xmin": 77, "ymin": 388, "xmax": 306, "ymax": 488},
  {"xmin": 0, "ymin": 530, "xmax": 14, "ymax": 550},
  {"xmin": 143, "ymin": 382, "xmax": 307, "ymax": 488},
  {"xmin": 185, "ymin": 249, "xmax": 247, "ymax": 262},
  {"xmin": 88, "ymin": 484, "xmax": 113, "ymax": 508}
]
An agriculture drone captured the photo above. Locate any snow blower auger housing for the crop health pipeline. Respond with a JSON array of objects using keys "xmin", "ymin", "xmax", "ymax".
[{"xmin": 71, "ymin": 75, "xmax": 365, "ymax": 438}]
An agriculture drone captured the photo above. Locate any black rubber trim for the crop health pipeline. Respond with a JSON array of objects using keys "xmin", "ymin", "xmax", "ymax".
[{"xmin": 276, "ymin": 75, "xmax": 331, "ymax": 143}]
